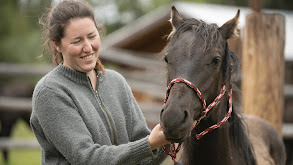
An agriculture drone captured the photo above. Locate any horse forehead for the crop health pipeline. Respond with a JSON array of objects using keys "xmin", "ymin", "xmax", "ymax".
[
  {"xmin": 172, "ymin": 31, "xmax": 197, "ymax": 47},
  {"xmin": 177, "ymin": 31, "xmax": 222, "ymax": 51}
]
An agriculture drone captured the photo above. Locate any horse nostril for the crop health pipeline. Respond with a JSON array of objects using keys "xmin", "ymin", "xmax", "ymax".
[
  {"xmin": 182, "ymin": 110, "xmax": 189, "ymax": 123},
  {"xmin": 160, "ymin": 108, "xmax": 164, "ymax": 119}
]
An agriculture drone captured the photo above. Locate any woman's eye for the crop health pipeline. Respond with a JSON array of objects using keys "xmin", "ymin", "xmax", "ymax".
[
  {"xmin": 212, "ymin": 56, "xmax": 221, "ymax": 65},
  {"xmin": 89, "ymin": 35, "xmax": 96, "ymax": 39},
  {"xmin": 72, "ymin": 40, "xmax": 81, "ymax": 44}
]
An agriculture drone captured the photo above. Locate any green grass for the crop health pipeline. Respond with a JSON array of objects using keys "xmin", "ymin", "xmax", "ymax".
[{"xmin": 0, "ymin": 119, "xmax": 41, "ymax": 165}]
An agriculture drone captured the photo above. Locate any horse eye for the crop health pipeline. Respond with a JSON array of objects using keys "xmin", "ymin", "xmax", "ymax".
[
  {"xmin": 212, "ymin": 57, "xmax": 221, "ymax": 65},
  {"xmin": 164, "ymin": 56, "xmax": 168, "ymax": 63}
]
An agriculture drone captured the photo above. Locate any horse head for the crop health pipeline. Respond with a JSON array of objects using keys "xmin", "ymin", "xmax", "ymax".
[{"xmin": 160, "ymin": 6, "xmax": 240, "ymax": 143}]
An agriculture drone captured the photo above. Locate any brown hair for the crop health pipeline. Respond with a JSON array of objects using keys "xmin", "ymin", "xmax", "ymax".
[{"xmin": 40, "ymin": 0, "xmax": 104, "ymax": 72}]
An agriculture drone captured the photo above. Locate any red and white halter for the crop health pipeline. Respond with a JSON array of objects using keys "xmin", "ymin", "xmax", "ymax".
[{"xmin": 162, "ymin": 78, "xmax": 233, "ymax": 163}]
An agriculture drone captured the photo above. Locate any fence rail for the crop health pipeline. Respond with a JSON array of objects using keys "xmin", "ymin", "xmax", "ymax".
[
  {"xmin": 1, "ymin": 61, "xmax": 293, "ymax": 150},
  {"xmin": 0, "ymin": 63, "xmax": 51, "ymax": 77},
  {"xmin": 0, "ymin": 138, "xmax": 40, "ymax": 150},
  {"xmin": 0, "ymin": 96, "xmax": 32, "ymax": 112}
]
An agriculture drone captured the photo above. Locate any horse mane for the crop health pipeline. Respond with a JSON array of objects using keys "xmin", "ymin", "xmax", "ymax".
[
  {"xmin": 226, "ymin": 47, "xmax": 256, "ymax": 165},
  {"xmin": 229, "ymin": 104, "xmax": 256, "ymax": 165},
  {"xmin": 168, "ymin": 18, "xmax": 221, "ymax": 51}
]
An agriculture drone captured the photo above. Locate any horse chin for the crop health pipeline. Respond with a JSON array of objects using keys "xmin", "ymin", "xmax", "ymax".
[
  {"xmin": 162, "ymin": 120, "xmax": 196, "ymax": 143},
  {"xmin": 164, "ymin": 131, "xmax": 189, "ymax": 143},
  {"xmin": 167, "ymin": 136, "xmax": 187, "ymax": 143}
]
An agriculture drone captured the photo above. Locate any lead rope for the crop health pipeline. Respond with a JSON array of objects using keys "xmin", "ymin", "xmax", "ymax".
[
  {"xmin": 162, "ymin": 143, "xmax": 182, "ymax": 163},
  {"xmin": 162, "ymin": 78, "xmax": 233, "ymax": 164}
]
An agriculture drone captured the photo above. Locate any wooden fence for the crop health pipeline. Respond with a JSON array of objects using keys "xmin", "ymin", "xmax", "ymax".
[{"xmin": 0, "ymin": 47, "xmax": 293, "ymax": 149}]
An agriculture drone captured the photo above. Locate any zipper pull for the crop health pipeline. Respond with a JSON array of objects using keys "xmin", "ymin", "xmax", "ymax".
[{"xmin": 95, "ymin": 91, "xmax": 101, "ymax": 104}]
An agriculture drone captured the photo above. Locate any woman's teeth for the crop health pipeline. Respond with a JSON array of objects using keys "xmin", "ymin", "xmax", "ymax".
[{"xmin": 82, "ymin": 54, "xmax": 93, "ymax": 59}]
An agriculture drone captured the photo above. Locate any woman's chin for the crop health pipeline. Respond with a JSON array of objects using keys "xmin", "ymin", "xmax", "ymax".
[{"xmin": 81, "ymin": 62, "xmax": 97, "ymax": 72}]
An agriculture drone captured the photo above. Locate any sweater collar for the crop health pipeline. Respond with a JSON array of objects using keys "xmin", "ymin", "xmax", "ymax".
[{"xmin": 56, "ymin": 64, "xmax": 89, "ymax": 84}]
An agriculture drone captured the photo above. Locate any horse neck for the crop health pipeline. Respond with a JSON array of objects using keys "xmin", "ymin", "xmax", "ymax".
[{"xmin": 181, "ymin": 97, "xmax": 235, "ymax": 165}]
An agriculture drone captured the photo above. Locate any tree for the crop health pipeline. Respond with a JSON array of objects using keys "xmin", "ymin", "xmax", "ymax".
[{"xmin": 0, "ymin": 0, "xmax": 52, "ymax": 64}]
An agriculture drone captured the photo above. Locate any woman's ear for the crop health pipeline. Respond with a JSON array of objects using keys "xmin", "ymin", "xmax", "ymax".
[{"xmin": 53, "ymin": 41, "xmax": 61, "ymax": 52}]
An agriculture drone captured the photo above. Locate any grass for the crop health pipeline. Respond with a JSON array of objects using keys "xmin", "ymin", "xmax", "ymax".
[{"xmin": 0, "ymin": 119, "xmax": 41, "ymax": 165}]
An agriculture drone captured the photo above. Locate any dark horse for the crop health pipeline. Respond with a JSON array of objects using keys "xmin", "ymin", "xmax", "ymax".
[
  {"xmin": 160, "ymin": 7, "xmax": 286, "ymax": 165},
  {"xmin": 0, "ymin": 82, "xmax": 33, "ymax": 163}
]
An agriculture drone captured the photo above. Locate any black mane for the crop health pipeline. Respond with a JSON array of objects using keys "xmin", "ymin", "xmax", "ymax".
[
  {"xmin": 225, "ymin": 44, "xmax": 256, "ymax": 165},
  {"xmin": 225, "ymin": 43, "xmax": 256, "ymax": 165},
  {"xmin": 169, "ymin": 18, "xmax": 221, "ymax": 51},
  {"xmin": 229, "ymin": 104, "xmax": 256, "ymax": 165}
]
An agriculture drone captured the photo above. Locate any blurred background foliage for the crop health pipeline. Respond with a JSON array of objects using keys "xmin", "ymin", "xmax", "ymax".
[
  {"xmin": 0, "ymin": 0, "xmax": 292, "ymax": 65},
  {"xmin": 0, "ymin": 0, "xmax": 51, "ymax": 64}
]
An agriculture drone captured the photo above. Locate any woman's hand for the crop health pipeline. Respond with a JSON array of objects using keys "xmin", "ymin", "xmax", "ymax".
[{"xmin": 148, "ymin": 124, "xmax": 170, "ymax": 151}]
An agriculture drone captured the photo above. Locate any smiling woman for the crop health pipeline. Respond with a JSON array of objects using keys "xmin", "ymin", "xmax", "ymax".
[
  {"xmin": 54, "ymin": 17, "xmax": 101, "ymax": 75},
  {"xmin": 30, "ymin": 1, "xmax": 170, "ymax": 164},
  {"xmin": 53, "ymin": 17, "xmax": 101, "ymax": 89}
]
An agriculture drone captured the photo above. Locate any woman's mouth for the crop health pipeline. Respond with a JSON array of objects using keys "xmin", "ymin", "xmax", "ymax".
[{"xmin": 81, "ymin": 54, "xmax": 93, "ymax": 60}]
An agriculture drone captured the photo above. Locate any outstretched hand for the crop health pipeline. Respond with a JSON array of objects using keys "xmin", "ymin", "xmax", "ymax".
[{"xmin": 148, "ymin": 124, "xmax": 170, "ymax": 151}]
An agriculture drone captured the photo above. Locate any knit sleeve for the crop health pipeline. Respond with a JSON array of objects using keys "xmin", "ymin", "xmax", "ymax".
[
  {"xmin": 32, "ymin": 86, "xmax": 161, "ymax": 165},
  {"xmin": 123, "ymin": 81, "xmax": 168, "ymax": 165}
]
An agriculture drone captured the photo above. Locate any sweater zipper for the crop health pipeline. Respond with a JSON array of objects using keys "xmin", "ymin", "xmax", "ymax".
[
  {"xmin": 95, "ymin": 90, "xmax": 118, "ymax": 145},
  {"xmin": 88, "ymin": 76, "xmax": 118, "ymax": 145}
]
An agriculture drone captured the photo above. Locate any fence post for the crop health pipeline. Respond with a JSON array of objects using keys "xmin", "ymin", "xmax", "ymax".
[{"xmin": 242, "ymin": 12, "xmax": 286, "ymax": 135}]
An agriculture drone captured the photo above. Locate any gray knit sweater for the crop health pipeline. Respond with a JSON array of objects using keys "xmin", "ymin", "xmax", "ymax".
[{"xmin": 30, "ymin": 64, "xmax": 167, "ymax": 165}]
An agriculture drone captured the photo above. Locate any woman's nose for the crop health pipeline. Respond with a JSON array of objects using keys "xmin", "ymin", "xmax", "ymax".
[{"xmin": 83, "ymin": 40, "xmax": 92, "ymax": 53}]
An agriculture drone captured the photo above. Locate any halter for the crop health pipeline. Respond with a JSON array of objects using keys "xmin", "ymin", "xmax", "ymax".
[{"xmin": 162, "ymin": 78, "xmax": 233, "ymax": 163}]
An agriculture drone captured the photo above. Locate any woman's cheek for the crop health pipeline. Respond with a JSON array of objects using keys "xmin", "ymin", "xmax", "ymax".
[
  {"xmin": 69, "ymin": 45, "xmax": 82, "ymax": 56},
  {"xmin": 92, "ymin": 39, "xmax": 101, "ymax": 52}
]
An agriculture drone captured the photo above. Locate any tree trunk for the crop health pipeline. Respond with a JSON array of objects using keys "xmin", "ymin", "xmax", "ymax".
[{"xmin": 242, "ymin": 12, "xmax": 285, "ymax": 135}]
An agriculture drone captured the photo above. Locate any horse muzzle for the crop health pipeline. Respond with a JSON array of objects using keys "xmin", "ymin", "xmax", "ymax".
[{"xmin": 160, "ymin": 83, "xmax": 202, "ymax": 142}]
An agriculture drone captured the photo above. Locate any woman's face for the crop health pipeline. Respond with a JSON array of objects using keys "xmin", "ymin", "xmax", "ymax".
[{"xmin": 55, "ymin": 17, "xmax": 100, "ymax": 74}]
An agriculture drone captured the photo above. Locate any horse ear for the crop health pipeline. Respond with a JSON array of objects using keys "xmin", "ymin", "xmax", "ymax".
[
  {"xmin": 170, "ymin": 6, "xmax": 184, "ymax": 30},
  {"xmin": 219, "ymin": 9, "xmax": 240, "ymax": 40}
]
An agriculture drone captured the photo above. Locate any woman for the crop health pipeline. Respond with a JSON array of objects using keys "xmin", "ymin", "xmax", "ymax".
[{"xmin": 30, "ymin": 1, "xmax": 169, "ymax": 164}]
